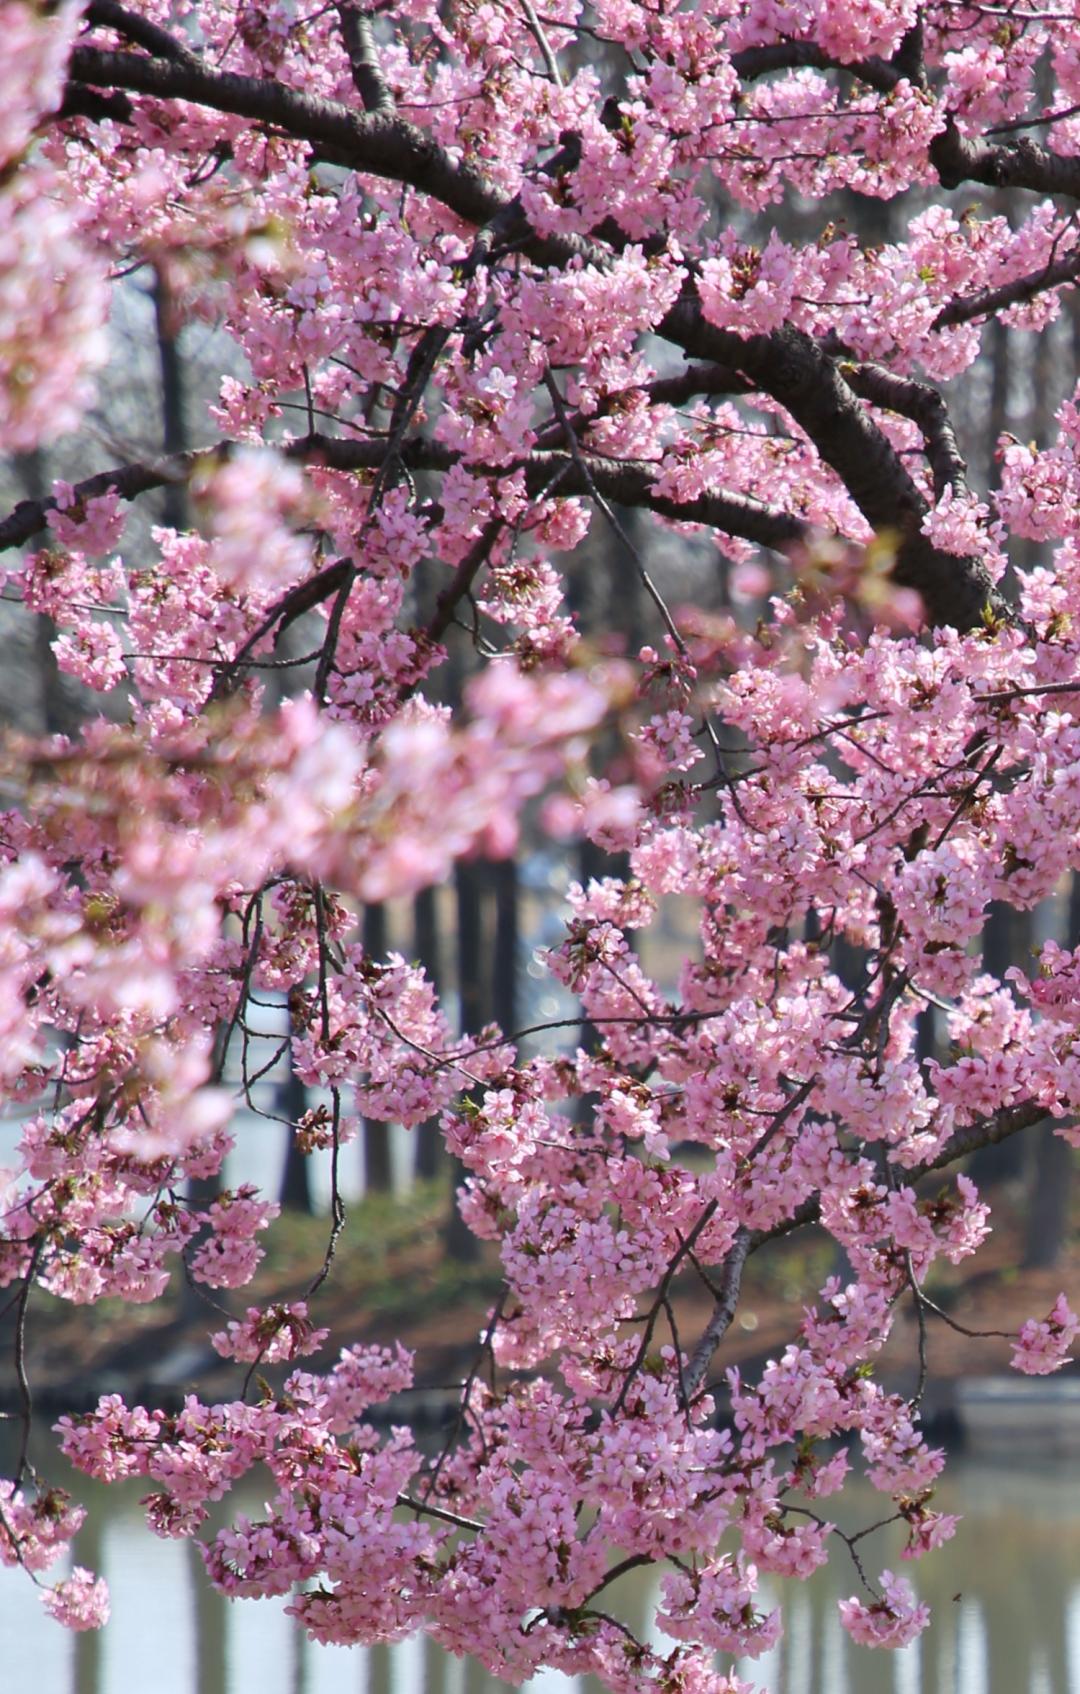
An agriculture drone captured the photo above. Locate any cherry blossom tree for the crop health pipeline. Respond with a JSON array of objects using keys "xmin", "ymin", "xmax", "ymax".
[{"xmin": 3, "ymin": 0, "xmax": 1080, "ymax": 1686}]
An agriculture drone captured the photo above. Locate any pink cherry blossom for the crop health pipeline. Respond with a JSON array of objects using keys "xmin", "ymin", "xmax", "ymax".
[
  {"xmin": 839, "ymin": 1571, "xmax": 930, "ymax": 1649},
  {"xmin": 0, "ymin": 0, "xmax": 1075, "ymax": 1680},
  {"xmin": 40, "ymin": 1568, "xmax": 110, "ymax": 1631}
]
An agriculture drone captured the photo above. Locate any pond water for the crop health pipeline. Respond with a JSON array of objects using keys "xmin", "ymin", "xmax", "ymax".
[{"xmin": 1, "ymin": 1447, "xmax": 1078, "ymax": 1693}]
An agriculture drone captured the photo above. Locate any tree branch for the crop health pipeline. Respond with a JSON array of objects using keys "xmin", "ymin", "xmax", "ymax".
[
  {"xmin": 335, "ymin": 2, "xmax": 396, "ymax": 113},
  {"xmin": 67, "ymin": 45, "xmax": 602, "ymax": 267},
  {"xmin": 684, "ymin": 1226, "xmax": 751, "ymax": 1397},
  {"xmin": 932, "ymin": 118, "xmax": 1080, "ymax": 200},
  {"xmin": 61, "ymin": 46, "xmax": 1003, "ymax": 629},
  {"xmin": 841, "ymin": 361, "xmax": 970, "ymax": 498},
  {"xmin": 427, "ymin": 517, "xmax": 506, "ymax": 644},
  {"xmin": 730, "ymin": 41, "xmax": 903, "ymax": 95},
  {"xmin": 934, "ymin": 245, "xmax": 1080, "ymax": 329},
  {"xmin": 85, "ymin": 0, "xmax": 203, "ymax": 67},
  {"xmin": 663, "ymin": 317, "xmax": 1002, "ymax": 629},
  {"xmin": 683, "ymin": 1096, "xmax": 1048, "ymax": 1394},
  {"xmin": 0, "ymin": 436, "xmax": 808, "ymax": 557}
]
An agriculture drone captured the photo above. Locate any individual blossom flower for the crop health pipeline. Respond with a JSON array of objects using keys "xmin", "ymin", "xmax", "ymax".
[
  {"xmin": 41, "ymin": 1567, "xmax": 110, "ymax": 1631},
  {"xmin": 838, "ymin": 1570, "xmax": 929, "ymax": 1649},
  {"xmin": 197, "ymin": 446, "xmax": 312, "ymax": 597},
  {"xmin": 898, "ymin": 1492, "xmax": 960, "ymax": 1560},
  {"xmin": 45, "ymin": 483, "xmax": 125, "ymax": 555},
  {"xmin": 0, "ymin": 1483, "xmax": 86, "ymax": 1572},
  {"xmin": 1011, "ymin": 1294, "xmax": 1080, "ymax": 1376},
  {"xmin": 211, "ymin": 1301, "xmax": 330, "ymax": 1363}
]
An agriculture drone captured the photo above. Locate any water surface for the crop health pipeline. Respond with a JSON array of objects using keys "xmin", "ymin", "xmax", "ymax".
[{"xmin": 2, "ymin": 1451, "xmax": 1078, "ymax": 1692}]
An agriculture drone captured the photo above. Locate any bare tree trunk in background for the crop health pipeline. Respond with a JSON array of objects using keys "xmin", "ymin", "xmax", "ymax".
[
  {"xmin": 187, "ymin": 1535, "xmax": 228, "ymax": 1694},
  {"xmin": 1023, "ymin": 1117, "xmax": 1073, "ymax": 1269},
  {"xmin": 14, "ymin": 451, "xmax": 70, "ymax": 735},
  {"xmin": 1019, "ymin": 305, "xmax": 1058, "ymax": 575},
  {"xmin": 492, "ymin": 858, "xmax": 519, "ymax": 1035},
  {"xmin": 444, "ymin": 859, "xmax": 485, "ymax": 1263},
  {"xmin": 152, "ymin": 267, "xmax": 189, "ymax": 531},
  {"xmin": 277, "ymin": 1038, "xmax": 314, "ymax": 1215},
  {"xmin": 986, "ymin": 315, "xmax": 1011, "ymax": 494},
  {"xmin": 970, "ymin": 902, "xmax": 1031, "ymax": 1187},
  {"xmin": 162, "ymin": 300, "xmax": 221, "ymax": 1317},
  {"xmin": 413, "ymin": 883, "xmax": 446, "ymax": 1181},
  {"xmin": 362, "ymin": 903, "xmax": 393, "ymax": 1193},
  {"xmin": 578, "ymin": 836, "xmax": 607, "ymax": 1057}
]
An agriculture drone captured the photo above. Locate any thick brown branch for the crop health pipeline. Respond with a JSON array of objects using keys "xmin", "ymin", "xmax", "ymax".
[
  {"xmin": 335, "ymin": 3, "xmax": 396, "ymax": 113},
  {"xmin": 728, "ymin": 43, "xmax": 1080, "ymax": 210},
  {"xmin": 932, "ymin": 118, "xmax": 1080, "ymax": 200},
  {"xmin": 663, "ymin": 316, "xmax": 1002, "ymax": 629},
  {"xmin": 730, "ymin": 41, "xmax": 903, "ymax": 95},
  {"xmin": 67, "ymin": 45, "xmax": 603, "ymax": 268},
  {"xmin": 934, "ymin": 246, "xmax": 1080, "ymax": 329},
  {"xmin": 842, "ymin": 361, "xmax": 970, "ymax": 498},
  {"xmin": 85, "ymin": 0, "xmax": 202, "ymax": 66},
  {"xmin": 0, "ymin": 454, "xmax": 196, "ymax": 550},
  {"xmin": 63, "ymin": 47, "xmax": 1001, "ymax": 630},
  {"xmin": 0, "ymin": 437, "xmax": 807, "ymax": 556},
  {"xmin": 427, "ymin": 517, "xmax": 505, "ymax": 644},
  {"xmin": 54, "ymin": 83, "xmax": 133, "ymax": 124}
]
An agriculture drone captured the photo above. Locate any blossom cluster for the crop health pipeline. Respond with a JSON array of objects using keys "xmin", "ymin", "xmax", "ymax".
[{"xmin": 0, "ymin": 0, "xmax": 1079, "ymax": 1687}]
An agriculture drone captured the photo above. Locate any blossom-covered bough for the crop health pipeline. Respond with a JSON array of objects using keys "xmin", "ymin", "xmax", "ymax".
[{"xmin": 2, "ymin": 0, "xmax": 1080, "ymax": 1683}]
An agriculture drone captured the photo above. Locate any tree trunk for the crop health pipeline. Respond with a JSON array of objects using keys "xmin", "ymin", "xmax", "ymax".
[
  {"xmin": 14, "ymin": 451, "xmax": 69, "ymax": 735},
  {"xmin": 1023, "ymin": 1119, "xmax": 1072, "ymax": 1269}
]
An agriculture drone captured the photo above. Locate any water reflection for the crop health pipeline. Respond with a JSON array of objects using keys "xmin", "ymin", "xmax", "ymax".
[{"xmin": 2, "ymin": 1454, "xmax": 1079, "ymax": 1693}]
